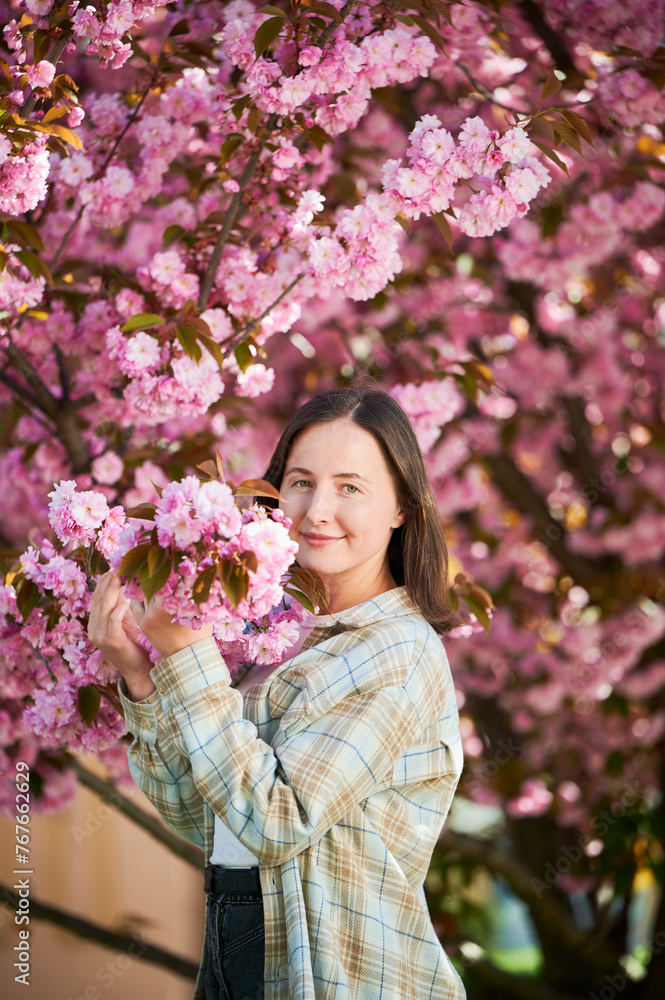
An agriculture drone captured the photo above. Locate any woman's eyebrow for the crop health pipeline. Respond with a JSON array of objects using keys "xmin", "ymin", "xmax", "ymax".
[{"xmin": 284, "ymin": 466, "xmax": 369, "ymax": 481}]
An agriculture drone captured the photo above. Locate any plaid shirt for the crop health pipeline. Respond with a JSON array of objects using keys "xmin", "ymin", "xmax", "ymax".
[{"xmin": 118, "ymin": 586, "xmax": 466, "ymax": 1000}]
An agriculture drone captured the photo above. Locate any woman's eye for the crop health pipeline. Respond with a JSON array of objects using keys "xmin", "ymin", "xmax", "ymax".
[
  {"xmin": 293, "ymin": 479, "xmax": 311, "ymax": 488},
  {"xmin": 342, "ymin": 484, "xmax": 359, "ymax": 494}
]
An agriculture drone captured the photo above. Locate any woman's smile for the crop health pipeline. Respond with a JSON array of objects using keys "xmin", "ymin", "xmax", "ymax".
[{"xmin": 300, "ymin": 531, "xmax": 346, "ymax": 547}]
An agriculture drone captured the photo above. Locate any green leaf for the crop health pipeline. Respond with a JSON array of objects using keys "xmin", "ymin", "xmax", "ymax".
[
  {"xmin": 77, "ymin": 684, "xmax": 101, "ymax": 725},
  {"xmin": 130, "ymin": 38, "xmax": 150, "ymax": 61},
  {"xmin": 232, "ymin": 95, "xmax": 252, "ymax": 120},
  {"xmin": 125, "ymin": 503, "xmax": 157, "ymax": 521},
  {"xmin": 247, "ymin": 107, "xmax": 263, "ymax": 134},
  {"xmin": 33, "ymin": 29, "xmax": 51, "ymax": 64},
  {"xmin": 462, "ymin": 594, "xmax": 492, "ymax": 633},
  {"xmin": 526, "ymin": 115, "xmax": 556, "ymax": 144},
  {"xmin": 234, "ymin": 341, "xmax": 253, "ymax": 372},
  {"xmin": 7, "ymin": 220, "xmax": 44, "ymax": 252},
  {"xmin": 220, "ymin": 134, "xmax": 244, "ymax": 163},
  {"xmin": 283, "ymin": 586, "xmax": 316, "ymax": 615},
  {"xmin": 530, "ymin": 139, "xmax": 570, "ymax": 175},
  {"xmin": 410, "ymin": 14, "xmax": 445, "ymax": 50},
  {"xmin": 147, "ymin": 543, "xmax": 167, "ymax": 577},
  {"xmin": 432, "ymin": 212, "xmax": 454, "ymax": 250},
  {"xmin": 120, "ymin": 313, "xmax": 164, "ymax": 333},
  {"xmin": 217, "ymin": 560, "xmax": 249, "ymax": 609},
  {"xmin": 15, "ymin": 249, "xmax": 53, "ymax": 286},
  {"xmin": 176, "ymin": 323, "xmax": 202, "ymax": 361},
  {"xmin": 163, "ymin": 224, "xmax": 184, "ymax": 247},
  {"xmin": 192, "ymin": 566, "xmax": 216, "ymax": 606},
  {"xmin": 233, "ymin": 478, "xmax": 283, "ymax": 500},
  {"xmin": 168, "ymin": 17, "xmax": 190, "ymax": 35},
  {"xmin": 197, "ymin": 332, "xmax": 225, "ymax": 367},
  {"xmin": 238, "ymin": 550, "xmax": 259, "ymax": 573},
  {"xmin": 306, "ymin": 0, "xmax": 341, "ymax": 20},
  {"xmin": 118, "ymin": 543, "xmax": 151, "ymax": 579},
  {"xmin": 139, "ymin": 552, "xmax": 171, "ymax": 604},
  {"xmin": 552, "ymin": 120, "xmax": 581, "ymax": 154},
  {"xmin": 539, "ymin": 69, "xmax": 562, "ymax": 101},
  {"xmin": 257, "ymin": 5, "xmax": 287, "ymax": 15},
  {"xmin": 560, "ymin": 109, "xmax": 594, "ymax": 146},
  {"xmin": 254, "ymin": 15, "xmax": 284, "ymax": 59},
  {"xmin": 17, "ymin": 579, "xmax": 40, "ymax": 621},
  {"xmin": 305, "ymin": 124, "xmax": 333, "ymax": 151},
  {"xmin": 287, "ymin": 566, "xmax": 329, "ymax": 613}
]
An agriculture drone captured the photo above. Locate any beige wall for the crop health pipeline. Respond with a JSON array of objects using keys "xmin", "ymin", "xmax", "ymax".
[{"xmin": 0, "ymin": 758, "xmax": 204, "ymax": 1000}]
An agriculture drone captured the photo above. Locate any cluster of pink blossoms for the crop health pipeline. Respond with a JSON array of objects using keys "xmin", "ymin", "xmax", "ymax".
[
  {"xmin": 306, "ymin": 115, "xmax": 550, "ymax": 300},
  {"xmin": 0, "ymin": 134, "xmax": 50, "ymax": 217},
  {"xmin": 1, "ymin": 474, "xmax": 311, "ymax": 759},
  {"xmin": 390, "ymin": 380, "xmax": 466, "ymax": 452},
  {"xmin": 498, "ymin": 181, "xmax": 665, "ymax": 287},
  {"xmin": 0, "ymin": 245, "xmax": 45, "ymax": 312},
  {"xmin": 137, "ymin": 250, "xmax": 200, "ymax": 310},
  {"xmin": 381, "ymin": 114, "xmax": 550, "ymax": 237},
  {"xmin": 71, "ymin": 0, "xmax": 159, "ymax": 69},
  {"xmin": 46, "ymin": 476, "xmax": 306, "ymax": 665},
  {"xmin": 222, "ymin": 21, "xmax": 436, "ymax": 132},
  {"xmin": 106, "ymin": 324, "xmax": 225, "ymax": 423}
]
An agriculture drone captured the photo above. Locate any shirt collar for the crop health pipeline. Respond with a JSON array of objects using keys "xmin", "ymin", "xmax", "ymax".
[{"xmin": 312, "ymin": 585, "xmax": 419, "ymax": 628}]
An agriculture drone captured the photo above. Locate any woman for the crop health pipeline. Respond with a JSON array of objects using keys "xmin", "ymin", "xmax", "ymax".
[{"xmin": 88, "ymin": 386, "xmax": 466, "ymax": 1000}]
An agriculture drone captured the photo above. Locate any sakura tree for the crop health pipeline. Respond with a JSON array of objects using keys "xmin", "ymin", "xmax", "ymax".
[{"xmin": 1, "ymin": 1, "xmax": 664, "ymax": 997}]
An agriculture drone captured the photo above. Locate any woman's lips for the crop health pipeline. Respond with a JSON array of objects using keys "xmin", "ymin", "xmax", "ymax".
[{"xmin": 301, "ymin": 533, "xmax": 344, "ymax": 547}]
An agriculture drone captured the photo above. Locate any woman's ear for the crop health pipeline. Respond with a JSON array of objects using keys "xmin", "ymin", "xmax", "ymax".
[{"xmin": 391, "ymin": 509, "xmax": 406, "ymax": 529}]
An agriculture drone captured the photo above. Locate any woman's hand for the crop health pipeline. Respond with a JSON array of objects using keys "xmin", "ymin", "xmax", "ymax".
[
  {"xmin": 88, "ymin": 571, "xmax": 156, "ymax": 702},
  {"xmin": 129, "ymin": 593, "xmax": 213, "ymax": 659}
]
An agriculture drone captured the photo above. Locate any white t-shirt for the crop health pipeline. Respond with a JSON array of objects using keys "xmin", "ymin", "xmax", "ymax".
[{"xmin": 210, "ymin": 614, "xmax": 318, "ymax": 867}]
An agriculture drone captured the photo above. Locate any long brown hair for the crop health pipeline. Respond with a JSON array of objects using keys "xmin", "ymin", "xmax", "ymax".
[{"xmin": 261, "ymin": 386, "xmax": 456, "ymax": 634}]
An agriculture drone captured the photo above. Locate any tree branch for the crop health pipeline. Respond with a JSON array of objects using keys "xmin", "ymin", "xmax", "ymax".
[
  {"xmin": 0, "ymin": 368, "xmax": 41, "ymax": 409},
  {"xmin": 3, "ymin": 341, "xmax": 58, "ymax": 419},
  {"xmin": 218, "ymin": 273, "xmax": 305, "ymax": 350},
  {"xmin": 20, "ymin": 36, "xmax": 70, "ymax": 120},
  {"xmin": 317, "ymin": 0, "xmax": 357, "ymax": 49},
  {"xmin": 198, "ymin": 0, "xmax": 357, "ymax": 312},
  {"xmin": 198, "ymin": 117, "xmax": 278, "ymax": 311},
  {"xmin": 483, "ymin": 452, "xmax": 602, "ymax": 589},
  {"xmin": 68, "ymin": 756, "xmax": 205, "ymax": 871},
  {"xmin": 560, "ymin": 395, "xmax": 604, "ymax": 494},
  {"xmin": 457, "ymin": 62, "xmax": 528, "ymax": 116},
  {"xmin": 0, "ymin": 881, "xmax": 198, "ymax": 979},
  {"xmin": 517, "ymin": 1, "xmax": 577, "ymax": 75},
  {"xmin": 50, "ymin": 77, "xmax": 154, "ymax": 269},
  {"xmin": 459, "ymin": 952, "xmax": 586, "ymax": 1000},
  {"xmin": 438, "ymin": 830, "xmax": 618, "ymax": 975},
  {"xmin": 2, "ymin": 340, "xmax": 91, "ymax": 471}
]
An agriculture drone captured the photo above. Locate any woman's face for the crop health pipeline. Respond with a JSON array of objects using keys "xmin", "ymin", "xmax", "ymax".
[{"xmin": 279, "ymin": 419, "xmax": 405, "ymax": 600}]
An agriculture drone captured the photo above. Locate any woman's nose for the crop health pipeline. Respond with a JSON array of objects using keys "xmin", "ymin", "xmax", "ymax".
[{"xmin": 304, "ymin": 486, "xmax": 335, "ymax": 524}]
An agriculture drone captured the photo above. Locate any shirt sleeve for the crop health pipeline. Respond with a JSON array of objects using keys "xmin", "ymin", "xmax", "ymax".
[
  {"xmin": 146, "ymin": 631, "xmax": 428, "ymax": 867},
  {"xmin": 117, "ymin": 674, "xmax": 207, "ymax": 850}
]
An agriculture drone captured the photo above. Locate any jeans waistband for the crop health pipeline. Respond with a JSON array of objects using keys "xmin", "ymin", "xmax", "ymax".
[{"xmin": 204, "ymin": 864, "xmax": 261, "ymax": 896}]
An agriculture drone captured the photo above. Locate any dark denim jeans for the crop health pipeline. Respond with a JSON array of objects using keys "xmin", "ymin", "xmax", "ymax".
[{"xmin": 204, "ymin": 892, "xmax": 265, "ymax": 1000}]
